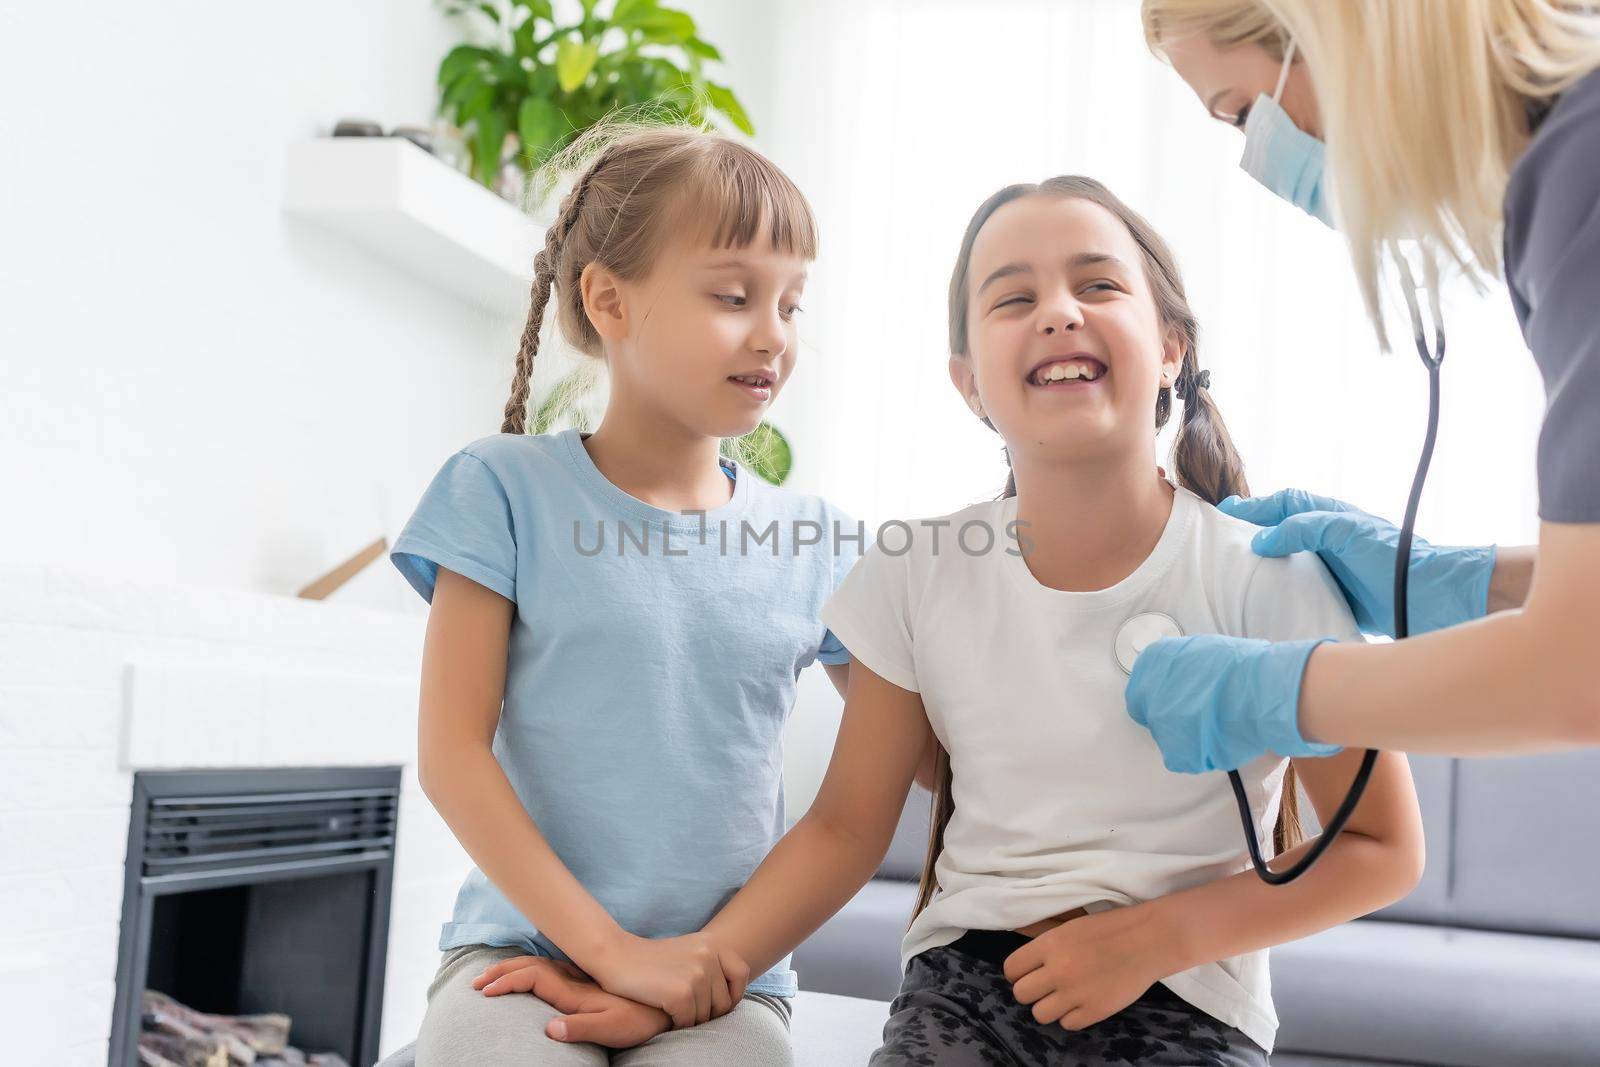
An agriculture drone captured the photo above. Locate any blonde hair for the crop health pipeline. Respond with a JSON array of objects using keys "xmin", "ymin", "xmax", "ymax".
[
  {"xmin": 500, "ymin": 122, "xmax": 818, "ymax": 435},
  {"xmin": 919, "ymin": 176, "xmax": 1305, "ymax": 919},
  {"xmin": 1142, "ymin": 0, "xmax": 1600, "ymax": 345}
]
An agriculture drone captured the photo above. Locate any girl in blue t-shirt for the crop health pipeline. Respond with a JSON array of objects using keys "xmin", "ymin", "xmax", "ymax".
[{"xmin": 387, "ymin": 125, "xmax": 857, "ymax": 1066}]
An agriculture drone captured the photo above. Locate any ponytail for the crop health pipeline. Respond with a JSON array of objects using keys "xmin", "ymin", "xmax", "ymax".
[{"xmin": 1169, "ymin": 358, "xmax": 1307, "ymax": 859}]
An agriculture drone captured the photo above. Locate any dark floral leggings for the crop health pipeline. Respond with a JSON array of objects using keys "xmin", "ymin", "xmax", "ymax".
[{"xmin": 870, "ymin": 935, "xmax": 1270, "ymax": 1067}]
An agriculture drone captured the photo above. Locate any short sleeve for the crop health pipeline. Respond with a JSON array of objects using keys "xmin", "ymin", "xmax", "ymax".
[
  {"xmin": 816, "ymin": 506, "xmax": 867, "ymax": 666},
  {"xmin": 1240, "ymin": 551, "xmax": 1364, "ymax": 646},
  {"xmin": 391, "ymin": 451, "xmax": 518, "ymax": 604},
  {"xmin": 1504, "ymin": 72, "xmax": 1600, "ymax": 522},
  {"xmin": 818, "ymin": 540, "xmax": 918, "ymax": 692}
]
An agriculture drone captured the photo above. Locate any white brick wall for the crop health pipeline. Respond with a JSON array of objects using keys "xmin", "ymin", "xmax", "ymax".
[{"xmin": 0, "ymin": 562, "xmax": 471, "ymax": 1062}]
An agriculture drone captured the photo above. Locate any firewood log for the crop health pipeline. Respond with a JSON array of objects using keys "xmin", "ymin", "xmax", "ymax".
[
  {"xmin": 143, "ymin": 989, "xmax": 290, "ymax": 1056},
  {"xmin": 137, "ymin": 1029, "xmax": 228, "ymax": 1067}
]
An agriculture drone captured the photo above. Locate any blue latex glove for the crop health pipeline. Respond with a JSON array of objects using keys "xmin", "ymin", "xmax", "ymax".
[
  {"xmin": 1125, "ymin": 635, "xmax": 1342, "ymax": 774},
  {"xmin": 1218, "ymin": 489, "xmax": 1496, "ymax": 638}
]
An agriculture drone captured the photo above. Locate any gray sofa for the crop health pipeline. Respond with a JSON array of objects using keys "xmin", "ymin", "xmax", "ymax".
[{"xmin": 794, "ymin": 752, "xmax": 1600, "ymax": 1066}]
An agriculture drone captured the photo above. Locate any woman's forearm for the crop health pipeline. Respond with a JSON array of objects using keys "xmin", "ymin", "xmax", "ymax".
[
  {"xmin": 1487, "ymin": 545, "xmax": 1536, "ymax": 613},
  {"xmin": 1152, "ymin": 829, "xmax": 1420, "ymax": 975},
  {"xmin": 1299, "ymin": 607, "xmax": 1598, "ymax": 754},
  {"xmin": 421, "ymin": 746, "xmax": 624, "ymax": 970},
  {"xmin": 705, "ymin": 812, "xmax": 887, "ymax": 979}
]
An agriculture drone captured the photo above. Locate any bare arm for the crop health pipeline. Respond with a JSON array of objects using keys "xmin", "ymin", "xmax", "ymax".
[
  {"xmin": 1144, "ymin": 748, "xmax": 1425, "ymax": 972},
  {"xmin": 704, "ymin": 661, "xmax": 933, "ymax": 977},
  {"xmin": 418, "ymin": 568, "xmax": 735, "ymax": 1026},
  {"xmin": 824, "ymin": 657, "xmax": 938, "ymax": 789},
  {"xmin": 417, "ymin": 568, "xmax": 625, "ymax": 966},
  {"xmin": 1301, "ymin": 522, "xmax": 1600, "ymax": 753}
]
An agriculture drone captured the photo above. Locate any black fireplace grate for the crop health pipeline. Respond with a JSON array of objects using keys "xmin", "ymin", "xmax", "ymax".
[
  {"xmin": 141, "ymin": 786, "xmax": 398, "ymax": 876},
  {"xmin": 111, "ymin": 767, "xmax": 400, "ymax": 1067}
]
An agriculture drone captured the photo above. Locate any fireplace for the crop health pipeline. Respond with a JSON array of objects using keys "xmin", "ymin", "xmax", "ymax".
[{"xmin": 109, "ymin": 766, "xmax": 401, "ymax": 1066}]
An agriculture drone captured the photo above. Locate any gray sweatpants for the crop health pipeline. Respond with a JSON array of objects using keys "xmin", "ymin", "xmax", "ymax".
[{"xmin": 378, "ymin": 944, "xmax": 793, "ymax": 1067}]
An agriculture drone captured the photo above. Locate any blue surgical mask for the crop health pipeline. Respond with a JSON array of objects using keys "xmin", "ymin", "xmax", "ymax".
[{"xmin": 1239, "ymin": 40, "xmax": 1333, "ymax": 226}]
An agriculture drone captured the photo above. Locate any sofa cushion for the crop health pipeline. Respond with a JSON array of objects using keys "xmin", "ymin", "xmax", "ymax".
[
  {"xmin": 878, "ymin": 786, "xmax": 932, "ymax": 882},
  {"xmin": 1447, "ymin": 750, "xmax": 1600, "ymax": 938},
  {"xmin": 1362, "ymin": 751, "xmax": 1600, "ymax": 937},
  {"xmin": 794, "ymin": 879, "xmax": 918, "ymax": 1001},
  {"xmin": 792, "ymin": 991, "xmax": 890, "ymax": 1067},
  {"xmin": 1272, "ymin": 919, "xmax": 1600, "ymax": 1067}
]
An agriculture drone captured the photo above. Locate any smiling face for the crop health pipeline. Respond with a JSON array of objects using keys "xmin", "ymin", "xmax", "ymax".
[
  {"xmin": 951, "ymin": 194, "xmax": 1183, "ymax": 466},
  {"xmin": 585, "ymin": 228, "xmax": 808, "ymax": 440},
  {"xmin": 1163, "ymin": 31, "xmax": 1322, "ymax": 139}
]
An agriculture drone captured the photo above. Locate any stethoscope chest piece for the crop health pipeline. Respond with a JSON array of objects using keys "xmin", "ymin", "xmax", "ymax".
[{"xmin": 1114, "ymin": 612, "xmax": 1184, "ymax": 675}]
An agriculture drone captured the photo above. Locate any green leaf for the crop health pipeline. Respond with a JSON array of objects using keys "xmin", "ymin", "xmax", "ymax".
[
  {"xmin": 623, "ymin": 9, "xmax": 696, "ymax": 43},
  {"xmin": 517, "ymin": 96, "xmax": 569, "ymax": 165},
  {"xmin": 684, "ymin": 36, "xmax": 722, "ymax": 61},
  {"xmin": 471, "ymin": 108, "xmax": 510, "ymax": 186},
  {"xmin": 527, "ymin": 62, "xmax": 558, "ymax": 96},
  {"xmin": 705, "ymin": 81, "xmax": 754, "ymax": 136},
  {"xmin": 438, "ymin": 44, "xmax": 497, "ymax": 87},
  {"xmin": 612, "ymin": 0, "xmax": 695, "ymax": 39},
  {"xmin": 611, "ymin": 0, "xmax": 657, "ymax": 23},
  {"xmin": 477, "ymin": 3, "xmax": 501, "ymax": 22},
  {"xmin": 737, "ymin": 422, "xmax": 793, "ymax": 486},
  {"xmin": 556, "ymin": 37, "xmax": 600, "ymax": 91},
  {"xmin": 442, "ymin": 71, "xmax": 483, "ymax": 112},
  {"xmin": 449, "ymin": 78, "xmax": 496, "ymax": 127},
  {"xmin": 520, "ymin": 0, "xmax": 554, "ymax": 20},
  {"xmin": 532, "ymin": 370, "xmax": 586, "ymax": 433}
]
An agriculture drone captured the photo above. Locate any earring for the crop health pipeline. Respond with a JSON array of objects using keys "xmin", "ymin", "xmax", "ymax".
[{"xmin": 968, "ymin": 394, "xmax": 986, "ymax": 419}]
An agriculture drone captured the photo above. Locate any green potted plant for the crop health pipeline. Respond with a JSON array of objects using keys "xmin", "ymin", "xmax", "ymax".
[{"xmin": 435, "ymin": 0, "xmax": 755, "ymax": 188}]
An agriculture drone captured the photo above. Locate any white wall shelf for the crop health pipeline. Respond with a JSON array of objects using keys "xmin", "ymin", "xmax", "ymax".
[{"xmin": 283, "ymin": 137, "xmax": 539, "ymax": 309}]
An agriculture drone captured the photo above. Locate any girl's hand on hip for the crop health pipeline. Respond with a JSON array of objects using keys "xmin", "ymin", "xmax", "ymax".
[{"xmin": 1004, "ymin": 904, "xmax": 1179, "ymax": 1031}]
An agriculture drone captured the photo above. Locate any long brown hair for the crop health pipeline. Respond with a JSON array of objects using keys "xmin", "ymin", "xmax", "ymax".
[
  {"xmin": 915, "ymin": 176, "xmax": 1304, "ymax": 918},
  {"xmin": 499, "ymin": 123, "xmax": 818, "ymax": 435}
]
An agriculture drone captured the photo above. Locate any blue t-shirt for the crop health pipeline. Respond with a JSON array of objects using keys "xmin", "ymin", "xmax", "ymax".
[{"xmin": 391, "ymin": 429, "xmax": 861, "ymax": 996}]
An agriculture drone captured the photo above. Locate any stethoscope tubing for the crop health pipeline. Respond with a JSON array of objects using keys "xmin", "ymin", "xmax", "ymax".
[{"xmin": 1233, "ymin": 273, "xmax": 1444, "ymax": 884}]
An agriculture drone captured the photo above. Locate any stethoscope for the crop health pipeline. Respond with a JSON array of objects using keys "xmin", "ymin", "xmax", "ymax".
[{"xmin": 1119, "ymin": 255, "xmax": 1444, "ymax": 885}]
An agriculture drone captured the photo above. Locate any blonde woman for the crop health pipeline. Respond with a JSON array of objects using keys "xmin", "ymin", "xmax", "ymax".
[{"xmin": 1127, "ymin": 0, "xmax": 1600, "ymax": 772}]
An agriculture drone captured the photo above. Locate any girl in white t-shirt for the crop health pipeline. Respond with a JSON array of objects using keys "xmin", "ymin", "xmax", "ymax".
[{"xmin": 591, "ymin": 176, "xmax": 1426, "ymax": 1064}]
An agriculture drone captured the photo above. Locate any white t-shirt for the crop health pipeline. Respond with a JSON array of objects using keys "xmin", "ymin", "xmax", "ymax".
[{"xmin": 818, "ymin": 484, "xmax": 1362, "ymax": 1053}]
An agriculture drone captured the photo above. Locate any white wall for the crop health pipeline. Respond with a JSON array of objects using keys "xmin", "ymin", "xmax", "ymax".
[
  {"xmin": 0, "ymin": 562, "xmax": 455, "ymax": 1065},
  {"xmin": 0, "ymin": 3, "xmax": 517, "ymax": 611}
]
